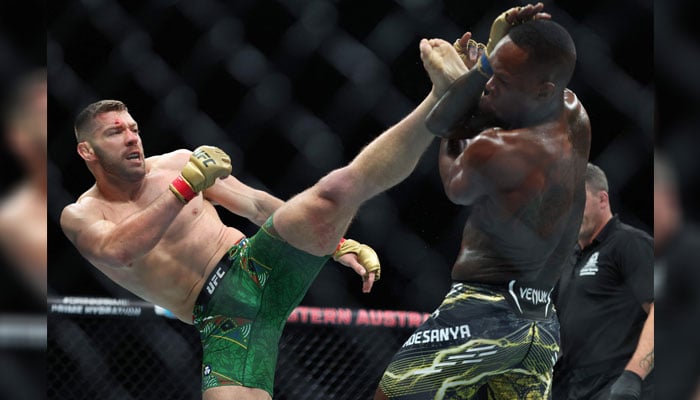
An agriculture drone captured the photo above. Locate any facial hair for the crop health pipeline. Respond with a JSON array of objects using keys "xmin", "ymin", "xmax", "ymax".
[{"xmin": 92, "ymin": 143, "xmax": 145, "ymax": 182}]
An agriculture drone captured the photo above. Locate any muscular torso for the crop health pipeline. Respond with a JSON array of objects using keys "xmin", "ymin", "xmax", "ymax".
[
  {"xmin": 450, "ymin": 90, "xmax": 590, "ymax": 285},
  {"xmin": 71, "ymin": 154, "xmax": 244, "ymax": 322}
]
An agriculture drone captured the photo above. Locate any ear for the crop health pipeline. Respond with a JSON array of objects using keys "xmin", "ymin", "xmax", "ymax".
[
  {"xmin": 77, "ymin": 141, "xmax": 95, "ymax": 161},
  {"xmin": 536, "ymin": 82, "xmax": 556, "ymax": 100},
  {"xmin": 599, "ymin": 191, "xmax": 609, "ymax": 209}
]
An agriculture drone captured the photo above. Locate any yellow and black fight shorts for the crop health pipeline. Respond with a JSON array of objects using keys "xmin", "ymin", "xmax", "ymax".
[{"xmin": 378, "ymin": 282, "xmax": 560, "ymax": 400}]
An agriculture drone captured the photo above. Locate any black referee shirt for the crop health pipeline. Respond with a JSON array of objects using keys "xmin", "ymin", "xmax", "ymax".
[{"xmin": 553, "ymin": 215, "xmax": 653, "ymax": 373}]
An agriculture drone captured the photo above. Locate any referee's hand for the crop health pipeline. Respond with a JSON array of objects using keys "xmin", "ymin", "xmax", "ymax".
[{"xmin": 608, "ymin": 370, "xmax": 642, "ymax": 399}]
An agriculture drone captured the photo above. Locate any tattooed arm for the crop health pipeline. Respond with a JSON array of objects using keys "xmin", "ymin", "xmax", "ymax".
[
  {"xmin": 607, "ymin": 304, "xmax": 654, "ymax": 399},
  {"xmin": 625, "ymin": 303, "xmax": 654, "ymax": 379}
]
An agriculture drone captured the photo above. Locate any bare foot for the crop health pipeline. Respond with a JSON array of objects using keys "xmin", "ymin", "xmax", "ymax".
[
  {"xmin": 420, "ymin": 38, "xmax": 468, "ymax": 97},
  {"xmin": 506, "ymin": 2, "xmax": 551, "ymax": 25}
]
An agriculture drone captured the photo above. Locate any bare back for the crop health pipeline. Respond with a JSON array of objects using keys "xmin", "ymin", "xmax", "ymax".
[
  {"xmin": 61, "ymin": 151, "xmax": 244, "ymax": 322},
  {"xmin": 450, "ymin": 90, "xmax": 590, "ymax": 285}
]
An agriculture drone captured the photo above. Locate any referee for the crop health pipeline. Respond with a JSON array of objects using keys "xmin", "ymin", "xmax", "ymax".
[{"xmin": 552, "ymin": 163, "xmax": 653, "ymax": 400}]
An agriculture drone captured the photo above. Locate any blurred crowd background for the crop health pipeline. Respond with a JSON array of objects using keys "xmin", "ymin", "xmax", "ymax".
[
  {"xmin": 0, "ymin": 1, "xmax": 46, "ymax": 400},
  {"xmin": 656, "ymin": 0, "xmax": 700, "ymax": 398},
  {"xmin": 2, "ymin": 0, "xmax": 699, "ymax": 398}
]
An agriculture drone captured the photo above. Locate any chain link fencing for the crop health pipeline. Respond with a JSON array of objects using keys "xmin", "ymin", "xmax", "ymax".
[{"xmin": 48, "ymin": 297, "xmax": 428, "ymax": 399}]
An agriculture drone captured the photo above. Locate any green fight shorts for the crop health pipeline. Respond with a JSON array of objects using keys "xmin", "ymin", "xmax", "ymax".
[
  {"xmin": 378, "ymin": 282, "xmax": 560, "ymax": 399},
  {"xmin": 192, "ymin": 216, "xmax": 330, "ymax": 396}
]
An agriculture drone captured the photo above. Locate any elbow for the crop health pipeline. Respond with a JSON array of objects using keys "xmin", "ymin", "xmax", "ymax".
[
  {"xmin": 252, "ymin": 205, "xmax": 272, "ymax": 227},
  {"xmin": 443, "ymin": 177, "xmax": 478, "ymax": 206},
  {"xmin": 316, "ymin": 167, "xmax": 359, "ymax": 206},
  {"xmin": 444, "ymin": 186, "xmax": 464, "ymax": 205},
  {"xmin": 113, "ymin": 250, "xmax": 137, "ymax": 268},
  {"xmin": 442, "ymin": 176, "xmax": 461, "ymax": 204},
  {"xmin": 95, "ymin": 244, "xmax": 138, "ymax": 269},
  {"xmin": 444, "ymin": 191, "xmax": 477, "ymax": 206},
  {"xmin": 252, "ymin": 190, "xmax": 283, "ymax": 226},
  {"xmin": 104, "ymin": 251, "xmax": 136, "ymax": 269}
]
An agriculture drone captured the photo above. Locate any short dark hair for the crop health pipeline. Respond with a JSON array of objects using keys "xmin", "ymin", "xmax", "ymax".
[
  {"xmin": 584, "ymin": 162, "xmax": 608, "ymax": 193},
  {"xmin": 74, "ymin": 99, "xmax": 128, "ymax": 142},
  {"xmin": 508, "ymin": 19, "xmax": 576, "ymax": 87}
]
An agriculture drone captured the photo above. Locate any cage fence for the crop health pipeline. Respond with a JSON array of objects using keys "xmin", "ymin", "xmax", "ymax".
[{"xmin": 48, "ymin": 297, "xmax": 429, "ymax": 400}]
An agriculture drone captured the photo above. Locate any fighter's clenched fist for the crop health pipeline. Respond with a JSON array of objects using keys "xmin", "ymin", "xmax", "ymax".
[{"xmin": 170, "ymin": 145, "xmax": 232, "ymax": 203}]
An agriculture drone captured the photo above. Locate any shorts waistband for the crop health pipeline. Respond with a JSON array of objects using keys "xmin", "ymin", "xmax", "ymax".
[
  {"xmin": 450, "ymin": 281, "xmax": 506, "ymax": 292},
  {"xmin": 452, "ymin": 279, "xmax": 555, "ymax": 320},
  {"xmin": 195, "ymin": 245, "xmax": 240, "ymax": 306}
]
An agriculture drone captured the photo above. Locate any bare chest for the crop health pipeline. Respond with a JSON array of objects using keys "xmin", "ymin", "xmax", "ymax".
[{"xmin": 100, "ymin": 172, "xmax": 206, "ymax": 239}]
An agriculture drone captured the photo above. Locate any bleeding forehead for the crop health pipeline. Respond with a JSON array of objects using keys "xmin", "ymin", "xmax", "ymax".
[{"xmin": 94, "ymin": 111, "xmax": 136, "ymax": 130}]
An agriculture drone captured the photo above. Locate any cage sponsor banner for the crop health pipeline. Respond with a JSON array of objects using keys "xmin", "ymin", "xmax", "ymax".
[
  {"xmin": 49, "ymin": 297, "xmax": 149, "ymax": 318},
  {"xmin": 287, "ymin": 306, "xmax": 430, "ymax": 328},
  {"xmin": 48, "ymin": 297, "xmax": 429, "ymax": 327}
]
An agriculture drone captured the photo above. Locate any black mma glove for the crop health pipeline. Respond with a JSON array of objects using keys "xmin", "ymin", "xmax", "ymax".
[{"xmin": 608, "ymin": 370, "xmax": 642, "ymax": 400}]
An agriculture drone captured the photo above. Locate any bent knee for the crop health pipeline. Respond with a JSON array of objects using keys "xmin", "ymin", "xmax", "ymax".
[
  {"xmin": 315, "ymin": 167, "xmax": 360, "ymax": 204},
  {"xmin": 303, "ymin": 168, "xmax": 362, "ymax": 253},
  {"xmin": 273, "ymin": 167, "xmax": 363, "ymax": 256}
]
